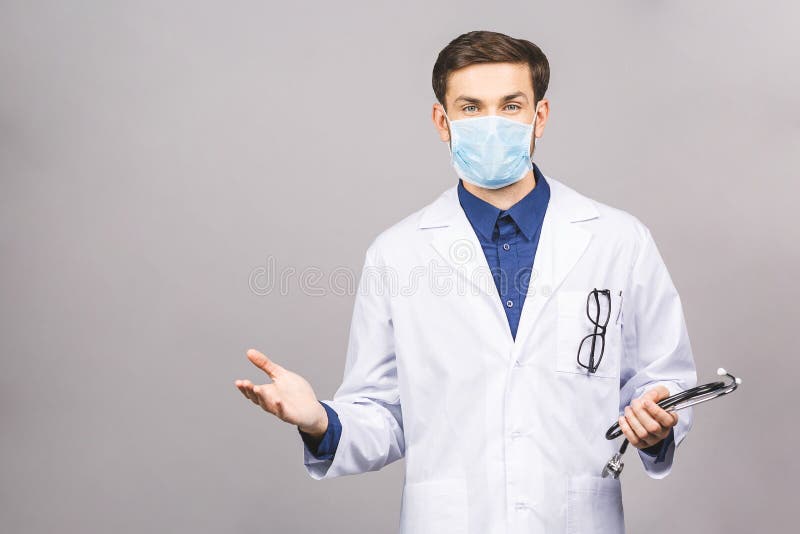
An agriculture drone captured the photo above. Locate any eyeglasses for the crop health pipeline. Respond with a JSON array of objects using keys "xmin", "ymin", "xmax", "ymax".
[{"xmin": 577, "ymin": 288, "xmax": 611, "ymax": 374}]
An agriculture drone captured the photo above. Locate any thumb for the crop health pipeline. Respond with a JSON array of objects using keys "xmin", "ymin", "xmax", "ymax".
[
  {"xmin": 644, "ymin": 385, "xmax": 670, "ymax": 403},
  {"xmin": 246, "ymin": 348, "xmax": 285, "ymax": 380}
]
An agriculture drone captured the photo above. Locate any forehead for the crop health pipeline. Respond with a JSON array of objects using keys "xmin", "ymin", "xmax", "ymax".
[{"xmin": 446, "ymin": 62, "xmax": 534, "ymax": 103}]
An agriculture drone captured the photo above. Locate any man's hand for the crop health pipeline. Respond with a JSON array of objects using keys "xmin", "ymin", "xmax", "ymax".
[
  {"xmin": 618, "ymin": 385, "xmax": 678, "ymax": 450},
  {"xmin": 234, "ymin": 348, "xmax": 329, "ymax": 438}
]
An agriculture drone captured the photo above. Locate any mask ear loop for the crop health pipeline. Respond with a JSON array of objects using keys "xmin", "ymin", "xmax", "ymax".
[
  {"xmin": 441, "ymin": 105, "xmax": 454, "ymax": 156},
  {"xmin": 530, "ymin": 101, "xmax": 542, "ymax": 161}
]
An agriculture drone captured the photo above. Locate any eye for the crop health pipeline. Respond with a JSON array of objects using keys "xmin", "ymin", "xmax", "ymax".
[
  {"xmin": 462, "ymin": 105, "xmax": 478, "ymax": 113},
  {"xmin": 505, "ymin": 104, "xmax": 521, "ymax": 111}
]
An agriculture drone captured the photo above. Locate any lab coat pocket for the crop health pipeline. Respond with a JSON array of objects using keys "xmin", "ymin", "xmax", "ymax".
[
  {"xmin": 556, "ymin": 289, "xmax": 623, "ymax": 379},
  {"xmin": 399, "ymin": 478, "xmax": 468, "ymax": 534},
  {"xmin": 566, "ymin": 474, "xmax": 625, "ymax": 534}
]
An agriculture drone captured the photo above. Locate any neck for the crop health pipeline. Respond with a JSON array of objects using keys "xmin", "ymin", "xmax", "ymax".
[{"xmin": 461, "ymin": 170, "xmax": 536, "ymax": 211}]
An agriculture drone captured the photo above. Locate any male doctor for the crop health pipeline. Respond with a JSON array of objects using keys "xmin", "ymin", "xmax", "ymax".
[{"xmin": 235, "ymin": 30, "xmax": 698, "ymax": 533}]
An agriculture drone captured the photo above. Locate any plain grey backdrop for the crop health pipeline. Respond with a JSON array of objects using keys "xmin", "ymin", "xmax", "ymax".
[{"xmin": 2, "ymin": 1, "xmax": 798, "ymax": 532}]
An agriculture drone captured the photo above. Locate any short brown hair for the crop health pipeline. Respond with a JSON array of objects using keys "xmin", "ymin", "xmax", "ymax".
[{"xmin": 432, "ymin": 30, "xmax": 550, "ymax": 113}]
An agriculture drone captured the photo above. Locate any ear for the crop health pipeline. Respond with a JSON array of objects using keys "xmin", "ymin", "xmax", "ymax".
[
  {"xmin": 533, "ymin": 98, "xmax": 550, "ymax": 139},
  {"xmin": 431, "ymin": 103, "xmax": 451, "ymax": 142}
]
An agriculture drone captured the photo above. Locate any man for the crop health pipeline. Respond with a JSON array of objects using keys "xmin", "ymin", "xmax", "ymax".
[{"xmin": 235, "ymin": 30, "xmax": 697, "ymax": 533}]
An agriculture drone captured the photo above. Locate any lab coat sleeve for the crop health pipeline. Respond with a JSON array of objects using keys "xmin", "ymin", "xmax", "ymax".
[
  {"xmin": 619, "ymin": 222, "xmax": 698, "ymax": 480},
  {"xmin": 301, "ymin": 239, "xmax": 405, "ymax": 480}
]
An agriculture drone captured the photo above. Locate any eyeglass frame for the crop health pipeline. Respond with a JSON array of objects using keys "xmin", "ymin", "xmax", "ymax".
[{"xmin": 576, "ymin": 288, "xmax": 611, "ymax": 374}]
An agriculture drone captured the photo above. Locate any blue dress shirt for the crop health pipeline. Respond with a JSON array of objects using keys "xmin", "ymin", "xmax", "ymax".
[
  {"xmin": 456, "ymin": 165, "xmax": 550, "ymax": 340},
  {"xmin": 299, "ymin": 162, "xmax": 672, "ymax": 461}
]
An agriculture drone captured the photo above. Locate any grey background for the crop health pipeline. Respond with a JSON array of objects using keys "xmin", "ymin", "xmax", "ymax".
[{"xmin": 1, "ymin": 1, "xmax": 797, "ymax": 532}]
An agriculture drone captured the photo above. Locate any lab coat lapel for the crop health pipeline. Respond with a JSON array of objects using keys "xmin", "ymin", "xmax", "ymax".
[
  {"xmin": 421, "ymin": 187, "xmax": 513, "ymax": 340},
  {"xmin": 418, "ymin": 177, "xmax": 599, "ymax": 346},
  {"xmin": 513, "ymin": 176, "xmax": 598, "ymax": 347}
]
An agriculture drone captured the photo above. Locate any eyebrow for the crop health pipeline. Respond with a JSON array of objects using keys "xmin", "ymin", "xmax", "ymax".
[{"xmin": 453, "ymin": 91, "xmax": 530, "ymax": 104}]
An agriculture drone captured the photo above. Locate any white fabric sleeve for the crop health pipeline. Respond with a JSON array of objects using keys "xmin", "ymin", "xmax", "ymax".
[
  {"xmin": 302, "ymin": 239, "xmax": 405, "ymax": 480},
  {"xmin": 619, "ymin": 222, "xmax": 698, "ymax": 479}
]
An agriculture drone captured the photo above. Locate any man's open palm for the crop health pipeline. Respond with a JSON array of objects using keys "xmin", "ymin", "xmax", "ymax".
[{"xmin": 234, "ymin": 349, "xmax": 328, "ymax": 435}]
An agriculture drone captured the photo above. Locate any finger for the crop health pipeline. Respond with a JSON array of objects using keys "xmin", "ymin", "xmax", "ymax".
[
  {"xmin": 643, "ymin": 398, "xmax": 677, "ymax": 428},
  {"xmin": 242, "ymin": 379, "xmax": 260, "ymax": 405},
  {"xmin": 252, "ymin": 385, "xmax": 267, "ymax": 410},
  {"xmin": 618, "ymin": 415, "xmax": 641, "ymax": 447},
  {"xmin": 624, "ymin": 405, "xmax": 654, "ymax": 446},
  {"xmin": 246, "ymin": 349, "xmax": 284, "ymax": 380},
  {"xmin": 631, "ymin": 398, "xmax": 665, "ymax": 439},
  {"xmin": 669, "ymin": 409, "xmax": 679, "ymax": 426},
  {"xmin": 235, "ymin": 380, "xmax": 254, "ymax": 402}
]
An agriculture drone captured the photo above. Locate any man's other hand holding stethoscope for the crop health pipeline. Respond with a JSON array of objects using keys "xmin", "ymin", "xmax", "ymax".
[{"xmin": 618, "ymin": 385, "xmax": 678, "ymax": 451}]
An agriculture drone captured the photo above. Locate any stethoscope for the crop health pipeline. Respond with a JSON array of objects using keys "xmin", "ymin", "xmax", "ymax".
[{"xmin": 601, "ymin": 368, "xmax": 742, "ymax": 479}]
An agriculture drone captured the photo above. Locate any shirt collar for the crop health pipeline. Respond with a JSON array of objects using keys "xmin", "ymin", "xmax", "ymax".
[{"xmin": 457, "ymin": 162, "xmax": 551, "ymax": 241}]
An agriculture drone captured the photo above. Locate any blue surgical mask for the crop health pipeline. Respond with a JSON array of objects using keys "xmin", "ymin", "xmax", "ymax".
[{"xmin": 442, "ymin": 103, "xmax": 541, "ymax": 189}]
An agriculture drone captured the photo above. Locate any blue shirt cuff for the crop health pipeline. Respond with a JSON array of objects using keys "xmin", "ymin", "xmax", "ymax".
[
  {"xmin": 640, "ymin": 427, "xmax": 675, "ymax": 463},
  {"xmin": 297, "ymin": 401, "xmax": 342, "ymax": 461}
]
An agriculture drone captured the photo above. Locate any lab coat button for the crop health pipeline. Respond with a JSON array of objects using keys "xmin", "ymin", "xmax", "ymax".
[{"xmin": 514, "ymin": 359, "xmax": 521, "ymax": 367}]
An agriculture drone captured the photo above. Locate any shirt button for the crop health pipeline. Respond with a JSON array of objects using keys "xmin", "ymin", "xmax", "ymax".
[
  {"xmin": 506, "ymin": 300, "xmax": 513, "ymax": 308},
  {"xmin": 503, "ymin": 243, "xmax": 510, "ymax": 251}
]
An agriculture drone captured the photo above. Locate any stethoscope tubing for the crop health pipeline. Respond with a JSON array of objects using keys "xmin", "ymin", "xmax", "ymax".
[
  {"xmin": 605, "ymin": 371, "xmax": 740, "ymax": 441},
  {"xmin": 600, "ymin": 369, "xmax": 741, "ymax": 478}
]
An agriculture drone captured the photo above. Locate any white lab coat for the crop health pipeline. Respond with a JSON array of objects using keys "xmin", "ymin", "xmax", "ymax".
[{"xmin": 302, "ymin": 175, "xmax": 698, "ymax": 534}]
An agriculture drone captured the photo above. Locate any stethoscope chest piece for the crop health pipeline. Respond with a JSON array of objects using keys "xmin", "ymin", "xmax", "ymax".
[{"xmin": 602, "ymin": 452, "xmax": 624, "ymax": 479}]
